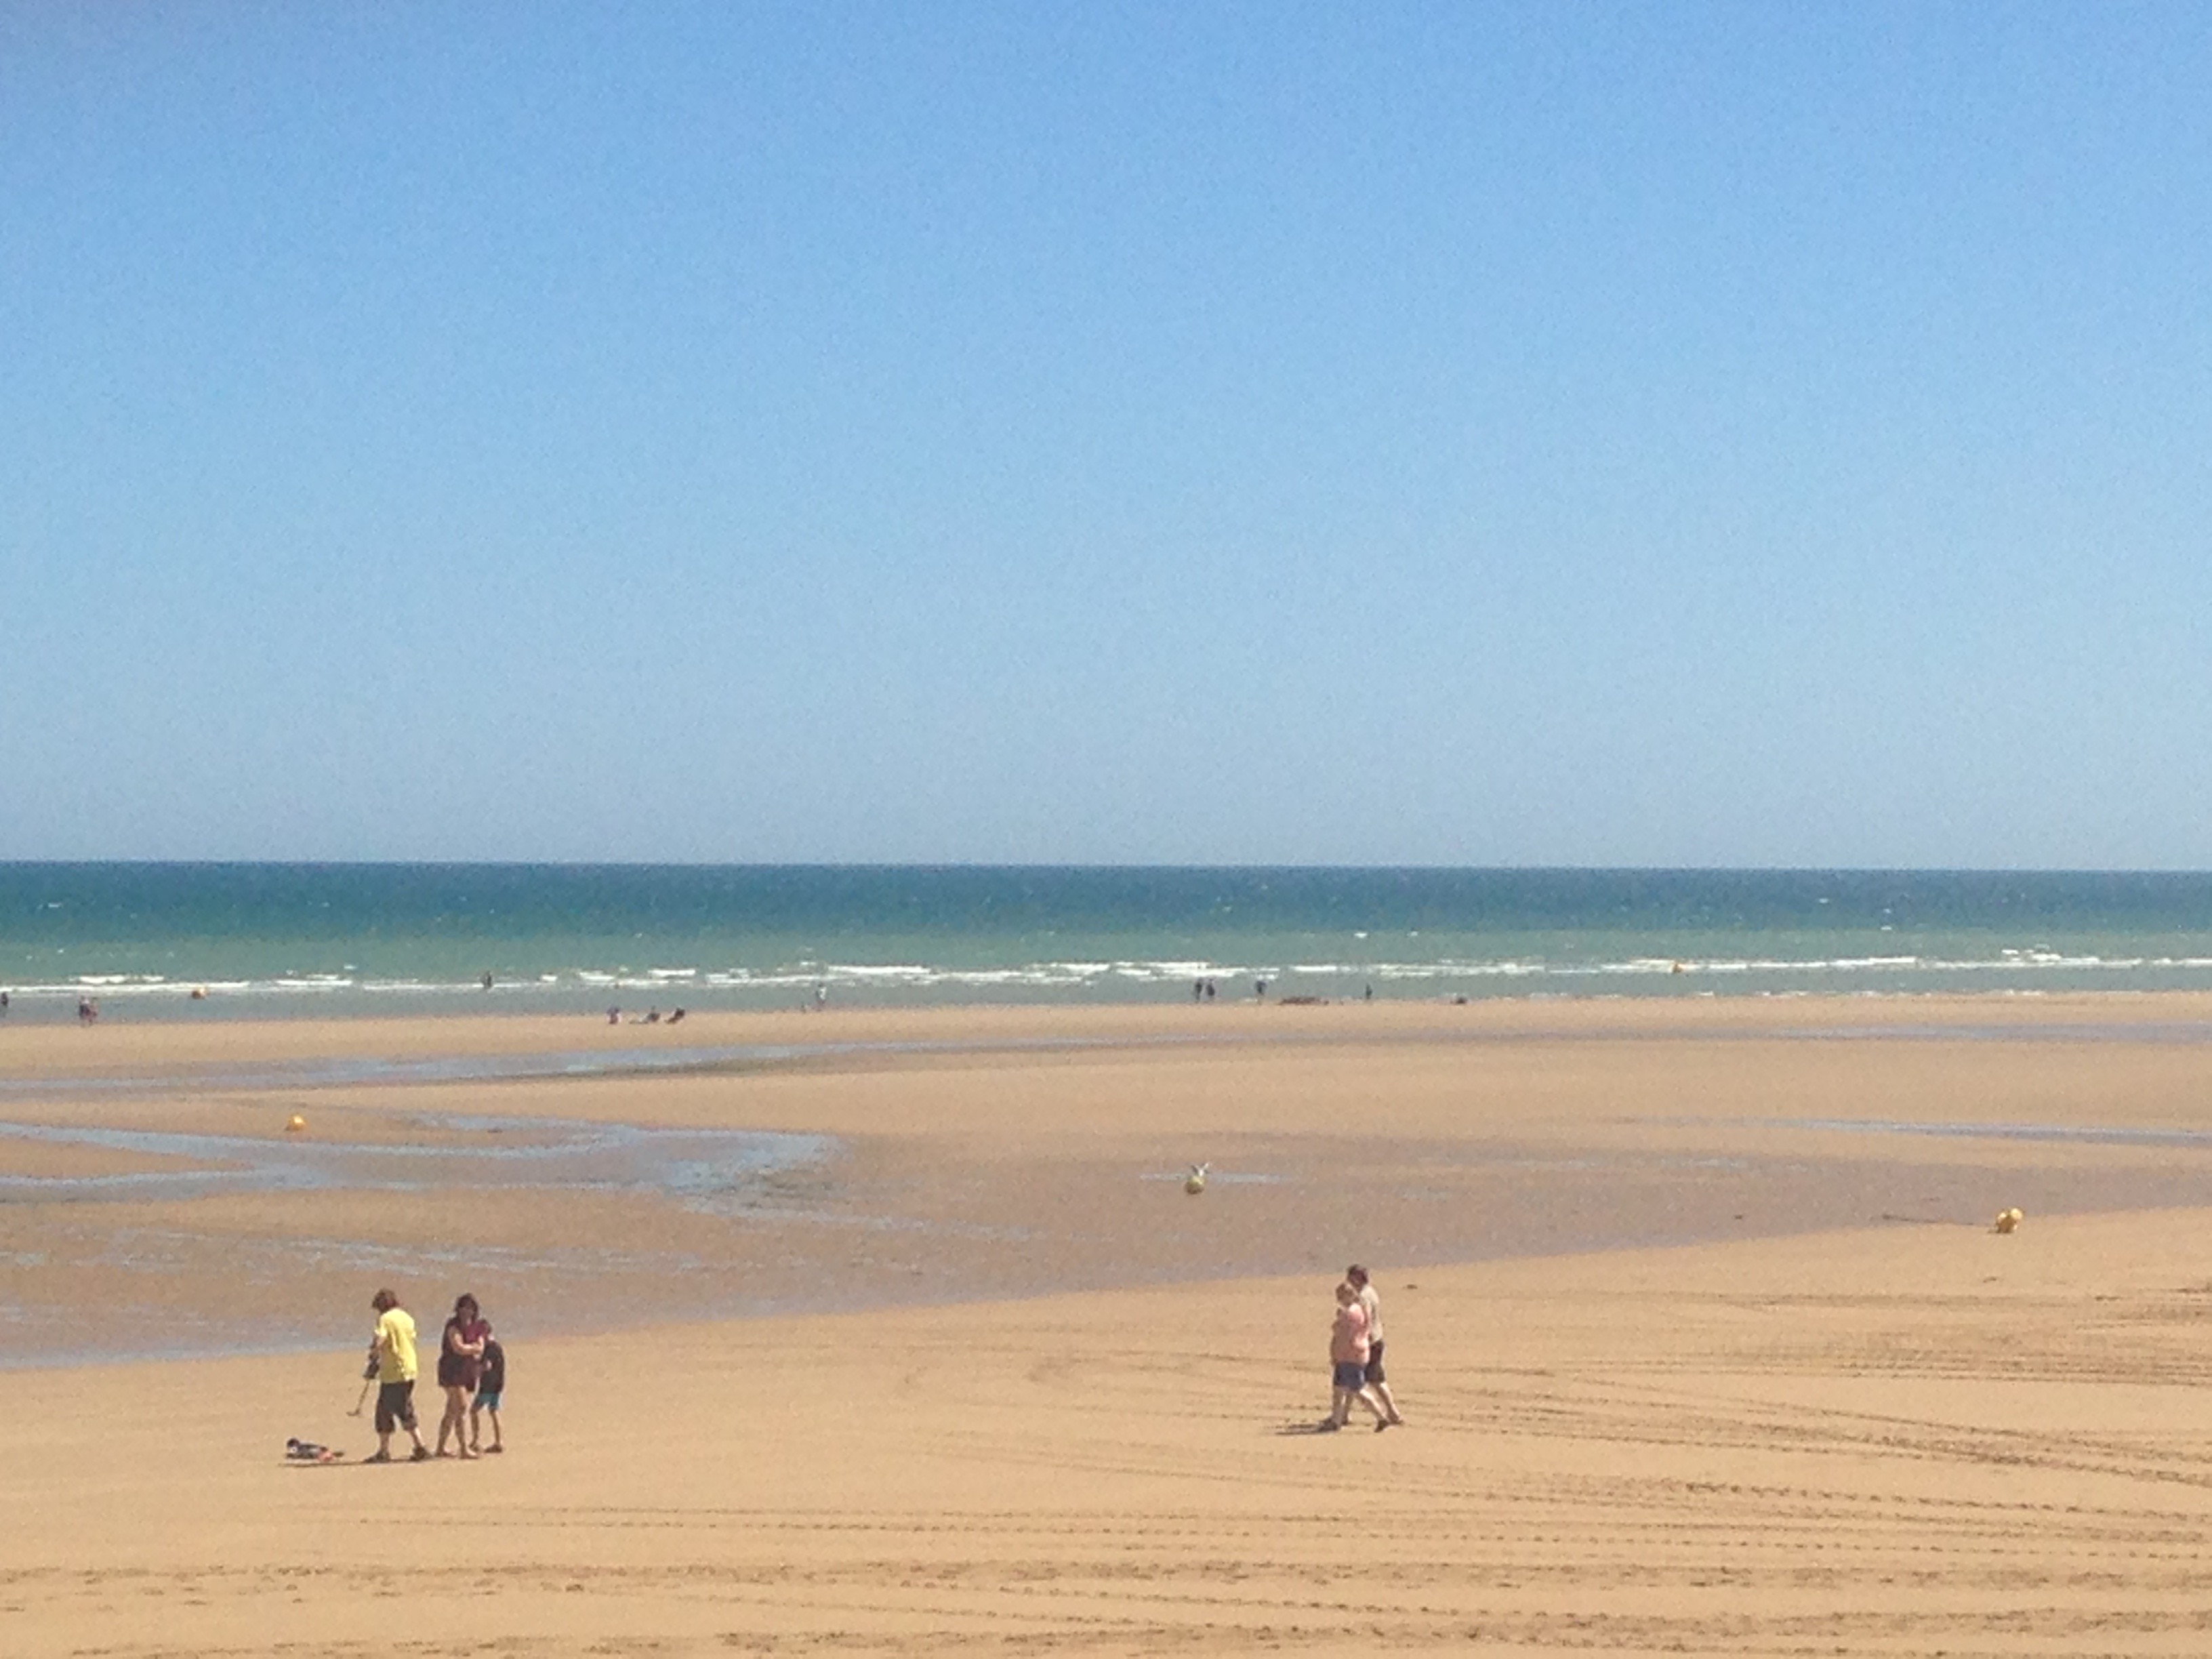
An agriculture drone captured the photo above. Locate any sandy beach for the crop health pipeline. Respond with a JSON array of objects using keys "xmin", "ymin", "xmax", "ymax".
[{"xmin": 7, "ymin": 996, "xmax": 2212, "ymax": 1654}]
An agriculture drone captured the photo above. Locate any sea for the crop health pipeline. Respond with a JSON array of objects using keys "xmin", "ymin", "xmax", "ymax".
[{"xmin": 7, "ymin": 864, "xmax": 2212, "ymax": 1021}]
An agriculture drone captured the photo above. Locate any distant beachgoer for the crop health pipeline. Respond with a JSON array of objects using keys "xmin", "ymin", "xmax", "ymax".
[
  {"xmin": 644, "ymin": 1006, "xmax": 661, "ymax": 1024},
  {"xmin": 1346, "ymin": 1264, "xmax": 1403, "ymax": 1425},
  {"xmin": 1255, "ymin": 980, "xmax": 1267, "ymax": 1002},
  {"xmin": 482, "ymin": 971, "xmax": 494, "ymax": 991},
  {"xmin": 1193, "ymin": 979, "xmax": 1204, "ymax": 1002},
  {"xmin": 667, "ymin": 1007, "xmax": 685, "ymax": 1024},
  {"xmin": 1321, "ymin": 1280, "xmax": 1388, "ymax": 1431},
  {"xmin": 1, "ymin": 989, "xmax": 9, "ymax": 1015},
  {"xmin": 607, "ymin": 1006, "xmax": 620, "ymax": 1024},
  {"xmin": 435, "ymin": 1293, "xmax": 488, "ymax": 1458},
  {"xmin": 366, "ymin": 1288, "xmax": 430, "ymax": 1462},
  {"xmin": 815, "ymin": 984, "xmax": 827, "ymax": 1012},
  {"xmin": 472, "ymin": 1328, "xmax": 506, "ymax": 1454},
  {"xmin": 1364, "ymin": 983, "xmax": 1373, "ymax": 1002},
  {"xmin": 1204, "ymin": 979, "xmax": 1216, "ymax": 1001}
]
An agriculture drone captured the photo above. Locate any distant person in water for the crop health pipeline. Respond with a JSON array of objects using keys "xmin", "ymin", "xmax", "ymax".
[{"xmin": 482, "ymin": 972, "xmax": 493, "ymax": 991}]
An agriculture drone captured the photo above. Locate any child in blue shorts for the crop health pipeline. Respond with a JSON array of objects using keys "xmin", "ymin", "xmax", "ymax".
[{"xmin": 470, "ymin": 1330, "xmax": 506, "ymax": 1454}]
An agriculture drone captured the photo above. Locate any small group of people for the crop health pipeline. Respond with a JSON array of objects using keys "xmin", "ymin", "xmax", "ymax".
[
  {"xmin": 1187, "ymin": 979, "xmax": 1270, "ymax": 1001},
  {"xmin": 76, "ymin": 995, "xmax": 100, "ymax": 1023},
  {"xmin": 606, "ymin": 1005, "xmax": 687, "ymax": 1024},
  {"xmin": 1322, "ymin": 1263, "xmax": 1404, "ymax": 1433},
  {"xmin": 364, "ymin": 1288, "xmax": 508, "ymax": 1463}
]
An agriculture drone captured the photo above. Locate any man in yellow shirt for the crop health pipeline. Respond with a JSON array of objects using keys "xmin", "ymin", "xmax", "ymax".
[{"xmin": 366, "ymin": 1288, "xmax": 430, "ymax": 1463}]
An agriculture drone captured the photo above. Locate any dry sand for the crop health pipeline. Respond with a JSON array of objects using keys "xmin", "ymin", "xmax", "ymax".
[{"xmin": 5, "ymin": 996, "xmax": 2212, "ymax": 1654}]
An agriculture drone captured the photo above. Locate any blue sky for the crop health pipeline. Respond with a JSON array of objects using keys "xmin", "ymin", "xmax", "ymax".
[{"xmin": 3, "ymin": 3, "xmax": 2207, "ymax": 865}]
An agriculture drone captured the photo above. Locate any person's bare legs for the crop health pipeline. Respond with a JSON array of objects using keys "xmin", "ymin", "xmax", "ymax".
[
  {"xmin": 1356, "ymin": 1384, "xmax": 1390, "ymax": 1428},
  {"xmin": 437, "ymin": 1385, "xmax": 473, "ymax": 1456},
  {"xmin": 373, "ymin": 1395, "xmax": 429, "ymax": 1461},
  {"xmin": 1371, "ymin": 1376, "xmax": 1402, "ymax": 1425},
  {"xmin": 1327, "ymin": 1383, "xmax": 1380, "ymax": 1428}
]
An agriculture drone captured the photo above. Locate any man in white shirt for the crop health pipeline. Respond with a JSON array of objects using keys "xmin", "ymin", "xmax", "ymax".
[{"xmin": 1346, "ymin": 1264, "xmax": 1404, "ymax": 1426}]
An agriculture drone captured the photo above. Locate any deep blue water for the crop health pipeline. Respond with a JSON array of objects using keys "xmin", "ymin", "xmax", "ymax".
[{"xmin": 5, "ymin": 864, "xmax": 2212, "ymax": 1018}]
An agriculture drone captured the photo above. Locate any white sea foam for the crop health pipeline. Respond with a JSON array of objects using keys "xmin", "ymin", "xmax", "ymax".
[{"xmin": 13, "ymin": 935, "xmax": 2212, "ymax": 1014}]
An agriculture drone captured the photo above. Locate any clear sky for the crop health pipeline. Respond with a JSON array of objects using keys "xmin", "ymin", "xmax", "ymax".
[{"xmin": 3, "ymin": 3, "xmax": 2207, "ymax": 866}]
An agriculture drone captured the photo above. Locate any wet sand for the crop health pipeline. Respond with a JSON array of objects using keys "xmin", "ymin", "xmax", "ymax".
[
  {"xmin": 6, "ymin": 997, "xmax": 2212, "ymax": 1653},
  {"xmin": 7, "ymin": 996, "xmax": 2212, "ymax": 1365}
]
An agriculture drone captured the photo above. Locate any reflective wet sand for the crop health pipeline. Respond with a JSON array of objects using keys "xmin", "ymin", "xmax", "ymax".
[{"xmin": 7, "ymin": 996, "xmax": 2212, "ymax": 1366}]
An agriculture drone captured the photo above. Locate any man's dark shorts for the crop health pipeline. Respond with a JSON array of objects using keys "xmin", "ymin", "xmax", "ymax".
[
  {"xmin": 1331, "ymin": 1361, "xmax": 1367, "ymax": 1390},
  {"xmin": 375, "ymin": 1380, "xmax": 417, "ymax": 1434},
  {"xmin": 1364, "ymin": 1340, "xmax": 1387, "ymax": 1386}
]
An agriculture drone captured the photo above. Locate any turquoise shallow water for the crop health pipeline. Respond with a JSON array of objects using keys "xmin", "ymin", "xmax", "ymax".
[{"xmin": 7, "ymin": 864, "xmax": 2212, "ymax": 1019}]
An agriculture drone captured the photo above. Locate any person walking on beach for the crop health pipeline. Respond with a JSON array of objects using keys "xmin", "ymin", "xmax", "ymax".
[
  {"xmin": 366, "ymin": 1288, "xmax": 430, "ymax": 1462},
  {"xmin": 1321, "ymin": 1279, "xmax": 1389, "ymax": 1431},
  {"xmin": 471, "ymin": 1326, "xmax": 506, "ymax": 1454},
  {"xmin": 1346, "ymin": 1264, "xmax": 1404, "ymax": 1426},
  {"xmin": 435, "ymin": 1293, "xmax": 489, "ymax": 1458}
]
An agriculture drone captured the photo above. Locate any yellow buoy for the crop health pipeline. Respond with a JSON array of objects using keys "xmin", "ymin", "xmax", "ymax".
[
  {"xmin": 1184, "ymin": 1162, "xmax": 1210, "ymax": 1195},
  {"xmin": 1993, "ymin": 1206, "xmax": 2022, "ymax": 1233},
  {"xmin": 285, "ymin": 1113, "xmax": 306, "ymax": 1133}
]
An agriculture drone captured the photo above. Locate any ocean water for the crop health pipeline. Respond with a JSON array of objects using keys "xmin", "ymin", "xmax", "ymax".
[{"xmin": 5, "ymin": 864, "xmax": 2212, "ymax": 1020}]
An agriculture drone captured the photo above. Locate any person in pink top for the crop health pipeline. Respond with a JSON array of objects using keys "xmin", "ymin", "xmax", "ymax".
[
  {"xmin": 1347, "ymin": 1264, "xmax": 1404, "ymax": 1426},
  {"xmin": 1320, "ymin": 1279, "xmax": 1390, "ymax": 1431}
]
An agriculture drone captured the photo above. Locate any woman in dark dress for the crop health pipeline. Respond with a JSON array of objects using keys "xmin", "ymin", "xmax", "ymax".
[{"xmin": 434, "ymin": 1293, "xmax": 488, "ymax": 1458}]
